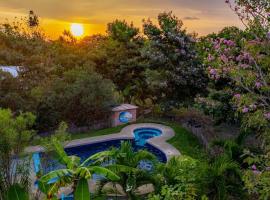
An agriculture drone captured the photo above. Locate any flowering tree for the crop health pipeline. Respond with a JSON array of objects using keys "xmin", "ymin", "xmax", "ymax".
[
  {"xmin": 199, "ymin": 1, "xmax": 270, "ymax": 198},
  {"xmin": 142, "ymin": 12, "xmax": 207, "ymax": 108},
  {"xmin": 226, "ymin": 0, "xmax": 270, "ymax": 36}
]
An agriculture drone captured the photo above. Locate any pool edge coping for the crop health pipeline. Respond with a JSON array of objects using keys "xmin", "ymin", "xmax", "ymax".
[
  {"xmin": 26, "ymin": 123, "xmax": 181, "ymax": 160},
  {"xmin": 27, "ymin": 123, "xmax": 181, "ymax": 198}
]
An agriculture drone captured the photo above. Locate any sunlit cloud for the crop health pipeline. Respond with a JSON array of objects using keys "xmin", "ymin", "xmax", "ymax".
[{"xmin": 0, "ymin": 0, "xmax": 243, "ymax": 38}]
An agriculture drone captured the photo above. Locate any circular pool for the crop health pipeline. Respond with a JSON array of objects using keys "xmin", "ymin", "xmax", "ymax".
[{"xmin": 134, "ymin": 127, "xmax": 162, "ymax": 146}]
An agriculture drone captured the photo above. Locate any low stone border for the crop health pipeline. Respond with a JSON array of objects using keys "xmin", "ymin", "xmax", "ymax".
[{"xmin": 26, "ymin": 123, "xmax": 180, "ymax": 160}]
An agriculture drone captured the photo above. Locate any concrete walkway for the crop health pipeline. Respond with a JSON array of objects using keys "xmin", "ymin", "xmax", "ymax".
[{"xmin": 26, "ymin": 123, "xmax": 180, "ymax": 160}]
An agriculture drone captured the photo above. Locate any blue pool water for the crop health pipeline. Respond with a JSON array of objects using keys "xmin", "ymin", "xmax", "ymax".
[
  {"xmin": 134, "ymin": 128, "xmax": 162, "ymax": 146},
  {"xmin": 40, "ymin": 139, "xmax": 166, "ymax": 174}
]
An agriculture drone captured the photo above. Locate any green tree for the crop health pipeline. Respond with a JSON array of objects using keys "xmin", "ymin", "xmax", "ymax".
[
  {"xmin": 36, "ymin": 69, "xmax": 117, "ymax": 130},
  {"xmin": 0, "ymin": 108, "xmax": 35, "ymax": 200},
  {"xmin": 142, "ymin": 12, "xmax": 208, "ymax": 107},
  {"xmin": 87, "ymin": 21, "xmax": 148, "ymax": 103}
]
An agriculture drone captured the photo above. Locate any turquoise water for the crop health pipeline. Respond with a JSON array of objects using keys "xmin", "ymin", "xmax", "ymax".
[{"xmin": 134, "ymin": 127, "xmax": 162, "ymax": 146}]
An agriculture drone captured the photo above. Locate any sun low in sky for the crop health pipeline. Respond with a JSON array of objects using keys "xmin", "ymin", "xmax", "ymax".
[
  {"xmin": 70, "ymin": 23, "xmax": 84, "ymax": 37},
  {"xmin": 0, "ymin": 0, "xmax": 243, "ymax": 39}
]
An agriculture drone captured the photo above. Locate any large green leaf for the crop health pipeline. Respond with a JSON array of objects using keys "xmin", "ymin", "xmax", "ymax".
[
  {"xmin": 74, "ymin": 178, "xmax": 90, "ymax": 200},
  {"xmin": 76, "ymin": 167, "xmax": 92, "ymax": 179},
  {"xmin": 52, "ymin": 139, "xmax": 80, "ymax": 169},
  {"xmin": 7, "ymin": 184, "xmax": 29, "ymax": 200},
  {"xmin": 39, "ymin": 169, "xmax": 73, "ymax": 182},
  {"xmin": 80, "ymin": 150, "xmax": 114, "ymax": 166},
  {"xmin": 89, "ymin": 166, "xmax": 120, "ymax": 181}
]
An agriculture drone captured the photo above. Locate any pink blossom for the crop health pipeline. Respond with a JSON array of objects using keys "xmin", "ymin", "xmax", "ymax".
[
  {"xmin": 239, "ymin": 64, "xmax": 249, "ymax": 69},
  {"xmin": 207, "ymin": 54, "xmax": 215, "ymax": 62},
  {"xmin": 251, "ymin": 164, "xmax": 257, "ymax": 170},
  {"xmin": 242, "ymin": 107, "xmax": 249, "ymax": 113},
  {"xmin": 215, "ymin": 74, "xmax": 220, "ymax": 80},
  {"xmin": 223, "ymin": 39, "xmax": 235, "ymax": 47},
  {"xmin": 220, "ymin": 54, "xmax": 228, "ymax": 63},
  {"xmin": 252, "ymin": 170, "xmax": 261, "ymax": 175},
  {"xmin": 236, "ymin": 55, "xmax": 242, "ymax": 62},
  {"xmin": 255, "ymin": 82, "xmax": 262, "ymax": 89},
  {"xmin": 209, "ymin": 68, "xmax": 217, "ymax": 75},
  {"xmin": 267, "ymin": 32, "xmax": 270, "ymax": 40},
  {"xmin": 264, "ymin": 113, "xmax": 270, "ymax": 120},
  {"xmin": 234, "ymin": 93, "xmax": 241, "ymax": 99}
]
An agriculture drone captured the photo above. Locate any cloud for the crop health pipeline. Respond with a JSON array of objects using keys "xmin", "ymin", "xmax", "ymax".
[
  {"xmin": 0, "ymin": 0, "xmax": 243, "ymax": 36},
  {"xmin": 183, "ymin": 16, "xmax": 200, "ymax": 20}
]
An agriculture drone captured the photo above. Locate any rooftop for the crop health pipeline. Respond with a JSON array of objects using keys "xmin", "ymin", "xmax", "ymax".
[{"xmin": 111, "ymin": 104, "xmax": 138, "ymax": 112}]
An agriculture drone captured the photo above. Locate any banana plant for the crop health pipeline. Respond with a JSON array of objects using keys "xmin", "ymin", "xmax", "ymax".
[
  {"xmin": 91, "ymin": 141, "xmax": 159, "ymax": 199},
  {"xmin": 38, "ymin": 139, "xmax": 120, "ymax": 200}
]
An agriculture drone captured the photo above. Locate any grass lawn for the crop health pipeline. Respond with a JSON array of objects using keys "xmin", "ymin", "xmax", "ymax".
[
  {"xmin": 70, "ymin": 124, "xmax": 127, "ymax": 140},
  {"xmin": 137, "ymin": 118, "xmax": 208, "ymax": 160}
]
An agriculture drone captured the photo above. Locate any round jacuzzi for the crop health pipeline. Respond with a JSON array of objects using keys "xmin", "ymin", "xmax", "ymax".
[{"xmin": 133, "ymin": 127, "xmax": 162, "ymax": 146}]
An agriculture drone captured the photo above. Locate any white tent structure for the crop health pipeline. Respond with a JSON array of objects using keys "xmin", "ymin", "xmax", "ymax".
[{"xmin": 0, "ymin": 66, "xmax": 20, "ymax": 77}]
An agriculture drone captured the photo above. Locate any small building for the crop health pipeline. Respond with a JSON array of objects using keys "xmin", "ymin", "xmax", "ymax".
[
  {"xmin": 111, "ymin": 104, "xmax": 138, "ymax": 127},
  {"xmin": 0, "ymin": 66, "xmax": 21, "ymax": 77}
]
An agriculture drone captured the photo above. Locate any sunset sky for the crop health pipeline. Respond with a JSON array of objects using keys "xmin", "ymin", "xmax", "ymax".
[{"xmin": 0, "ymin": 0, "xmax": 243, "ymax": 39}]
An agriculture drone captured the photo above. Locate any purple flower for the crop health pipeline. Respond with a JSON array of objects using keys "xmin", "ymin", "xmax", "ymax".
[
  {"xmin": 239, "ymin": 64, "xmax": 249, "ymax": 69},
  {"xmin": 223, "ymin": 39, "xmax": 235, "ymax": 47},
  {"xmin": 242, "ymin": 107, "xmax": 249, "ymax": 113},
  {"xmin": 251, "ymin": 164, "xmax": 257, "ymax": 170},
  {"xmin": 234, "ymin": 94, "xmax": 241, "ymax": 99},
  {"xmin": 220, "ymin": 54, "xmax": 228, "ymax": 63},
  {"xmin": 267, "ymin": 32, "xmax": 270, "ymax": 40},
  {"xmin": 252, "ymin": 170, "xmax": 261, "ymax": 175},
  {"xmin": 255, "ymin": 82, "xmax": 262, "ymax": 89},
  {"xmin": 264, "ymin": 112, "xmax": 270, "ymax": 120},
  {"xmin": 214, "ymin": 45, "xmax": 220, "ymax": 50},
  {"xmin": 236, "ymin": 55, "xmax": 242, "ymax": 62},
  {"xmin": 207, "ymin": 54, "xmax": 215, "ymax": 61},
  {"xmin": 209, "ymin": 68, "xmax": 217, "ymax": 75}
]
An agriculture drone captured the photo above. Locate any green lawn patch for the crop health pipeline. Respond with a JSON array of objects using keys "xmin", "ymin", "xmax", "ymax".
[
  {"xmin": 137, "ymin": 118, "xmax": 208, "ymax": 160},
  {"xmin": 70, "ymin": 124, "xmax": 127, "ymax": 140}
]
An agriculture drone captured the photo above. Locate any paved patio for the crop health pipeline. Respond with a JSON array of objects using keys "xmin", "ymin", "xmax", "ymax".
[{"xmin": 26, "ymin": 123, "xmax": 180, "ymax": 160}]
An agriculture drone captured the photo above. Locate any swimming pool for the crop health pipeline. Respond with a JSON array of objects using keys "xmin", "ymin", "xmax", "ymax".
[
  {"xmin": 31, "ymin": 125, "xmax": 175, "ymax": 199},
  {"xmin": 39, "ymin": 139, "xmax": 166, "ymax": 174}
]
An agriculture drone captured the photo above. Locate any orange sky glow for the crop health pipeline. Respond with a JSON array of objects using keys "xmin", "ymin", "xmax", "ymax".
[{"xmin": 0, "ymin": 0, "xmax": 243, "ymax": 39}]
